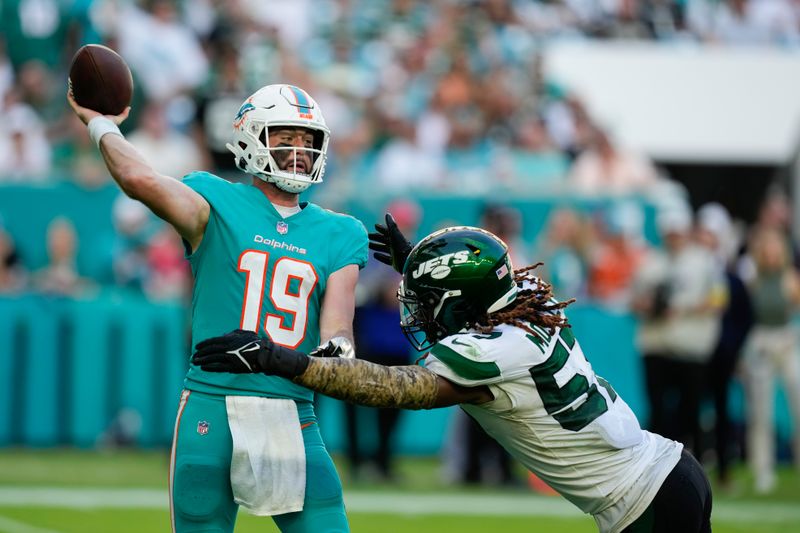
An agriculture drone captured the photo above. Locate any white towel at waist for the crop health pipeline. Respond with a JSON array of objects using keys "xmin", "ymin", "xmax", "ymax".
[{"xmin": 226, "ymin": 396, "xmax": 306, "ymax": 516}]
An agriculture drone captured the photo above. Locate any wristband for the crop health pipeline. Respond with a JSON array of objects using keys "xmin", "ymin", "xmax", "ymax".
[
  {"xmin": 88, "ymin": 116, "xmax": 122, "ymax": 148},
  {"xmin": 268, "ymin": 342, "xmax": 310, "ymax": 378}
]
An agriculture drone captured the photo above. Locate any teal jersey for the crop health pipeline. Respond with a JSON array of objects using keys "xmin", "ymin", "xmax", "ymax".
[{"xmin": 182, "ymin": 172, "xmax": 368, "ymax": 400}]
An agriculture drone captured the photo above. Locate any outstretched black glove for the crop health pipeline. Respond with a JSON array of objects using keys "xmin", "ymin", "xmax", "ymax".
[
  {"xmin": 192, "ymin": 329, "xmax": 310, "ymax": 379},
  {"xmin": 368, "ymin": 213, "xmax": 414, "ymax": 273}
]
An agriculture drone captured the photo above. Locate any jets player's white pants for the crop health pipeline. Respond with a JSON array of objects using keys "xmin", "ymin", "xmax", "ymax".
[{"xmin": 742, "ymin": 324, "xmax": 800, "ymax": 493}]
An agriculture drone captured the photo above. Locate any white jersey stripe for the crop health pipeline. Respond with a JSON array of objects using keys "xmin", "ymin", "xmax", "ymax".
[{"xmin": 169, "ymin": 390, "xmax": 191, "ymax": 533}]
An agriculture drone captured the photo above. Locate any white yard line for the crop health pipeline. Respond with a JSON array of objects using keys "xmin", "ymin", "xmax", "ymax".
[
  {"xmin": 0, "ymin": 487, "xmax": 797, "ymax": 524},
  {"xmin": 0, "ymin": 515, "xmax": 63, "ymax": 533},
  {"xmin": 0, "ymin": 488, "xmax": 163, "ymax": 510},
  {"xmin": 344, "ymin": 492, "xmax": 582, "ymax": 517}
]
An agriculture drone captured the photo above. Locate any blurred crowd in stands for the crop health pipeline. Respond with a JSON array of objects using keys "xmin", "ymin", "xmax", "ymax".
[
  {"xmin": 4, "ymin": 0, "xmax": 800, "ymax": 191},
  {"xmin": 2, "ymin": 0, "xmax": 800, "ymax": 493},
  {"xmin": 3, "ymin": 0, "xmax": 799, "ymax": 297}
]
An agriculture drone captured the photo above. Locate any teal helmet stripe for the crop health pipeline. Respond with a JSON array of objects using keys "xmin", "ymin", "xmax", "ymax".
[{"xmin": 288, "ymin": 85, "xmax": 312, "ymax": 110}]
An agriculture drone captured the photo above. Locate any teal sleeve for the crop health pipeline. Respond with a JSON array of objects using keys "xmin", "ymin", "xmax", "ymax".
[
  {"xmin": 182, "ymin": 171, "xmax": 229, "ymax": 203},
  {"xmin": 330, "ymin": 216, "xmax": 369, "ymax": 272},
  {"xmin": 180, "ymin": 172, "xmax": 227, "ymax": 262}
]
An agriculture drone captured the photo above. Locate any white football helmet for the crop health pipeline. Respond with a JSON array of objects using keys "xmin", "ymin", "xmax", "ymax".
[{"xmin": 226, "ymin": 84, "xmax": 330, "ymax": 193}]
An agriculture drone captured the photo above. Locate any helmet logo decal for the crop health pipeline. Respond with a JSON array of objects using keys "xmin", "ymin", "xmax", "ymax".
[
  {"xmin": 412, "ymin": 250, "xmax": 470, "ymax": 279},
  {"xmin": 287, "ymin": 85, "xmax": 315, "ymax": 120},
  {"xmin": 233, "ymin": 99, "xmax": 255, "ymax": 129},
  {"xmin": 430, "ymin": 265, "xmax": 451, "ymax": 279}
]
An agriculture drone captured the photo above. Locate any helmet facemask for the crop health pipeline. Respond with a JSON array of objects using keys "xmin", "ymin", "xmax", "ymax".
[
  {"xmin": 398, "ymin": 282, "xmax": 462, "ymax": 351},
  {"xmin": 259, "ymin": 123, "xmax": 328, "ymax": 193}
]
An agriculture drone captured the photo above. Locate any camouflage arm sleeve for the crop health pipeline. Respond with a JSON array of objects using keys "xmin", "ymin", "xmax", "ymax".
[{"xmin": 293, "ymin": 357, "xmax": 439, "ymax": 410}]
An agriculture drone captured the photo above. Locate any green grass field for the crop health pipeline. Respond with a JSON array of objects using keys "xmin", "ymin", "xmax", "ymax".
[{"xmin": 0, "ymin": 449, "xmax": 799, "ymax": 532}]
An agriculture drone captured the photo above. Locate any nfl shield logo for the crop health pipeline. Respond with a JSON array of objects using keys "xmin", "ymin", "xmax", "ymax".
[
  {"xmin": 276, "ymin": 221, "xmax": 289, "ymax": 235},
  {"xmin": 197, "ymin": 421, "xmax": 209, "ymax": 435}
]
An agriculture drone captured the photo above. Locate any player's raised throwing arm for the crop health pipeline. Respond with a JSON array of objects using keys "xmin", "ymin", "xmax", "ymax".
[
  {"xmin": 191, "ymin": 329, "xmax": 493, "ymax": 409},
  {"xmin": 67, "ymin": 92, "xmax": 209, "ymax": 251}
]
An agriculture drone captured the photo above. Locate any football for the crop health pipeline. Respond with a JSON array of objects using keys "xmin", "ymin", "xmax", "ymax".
[{"xmin": 68, "ymin": 44, "xmax": 133, "ymax": 116}]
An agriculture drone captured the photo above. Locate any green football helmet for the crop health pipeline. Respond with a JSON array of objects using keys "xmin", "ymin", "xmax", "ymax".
[{"xmin": 398, "ymin": 226, "xmax": 518, "ymax": 350}]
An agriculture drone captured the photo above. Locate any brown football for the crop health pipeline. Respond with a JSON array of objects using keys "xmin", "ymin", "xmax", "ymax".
[{"xmin": 69, "ymin": 44, "xmax": 133, "ymax": 116}]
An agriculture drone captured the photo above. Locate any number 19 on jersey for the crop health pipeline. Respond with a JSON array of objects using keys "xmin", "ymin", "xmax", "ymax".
[{"xmin": 238, "ymin": 250, "xmax": 318, "ymax": 348}]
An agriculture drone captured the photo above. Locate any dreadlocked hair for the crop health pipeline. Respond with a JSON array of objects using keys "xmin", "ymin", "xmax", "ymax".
[{"xmin": 473, "ymin": 262, "xmax": 575, "ymax": 339}]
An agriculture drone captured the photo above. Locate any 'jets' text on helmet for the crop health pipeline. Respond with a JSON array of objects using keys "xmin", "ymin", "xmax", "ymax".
[
  {"xmin": 226, "ymin": 84, "xmax": 330, "ymax": 193},
  {"xmin": 398, "ymin": 226, "xmax": 518, "ymax": 350}
]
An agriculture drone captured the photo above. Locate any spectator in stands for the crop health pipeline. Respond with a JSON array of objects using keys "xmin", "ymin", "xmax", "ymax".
[
  {"xmin": 480, "ymin": 204, "xmax": 529, "ymax": 267},
  {"xmin": 604, "ymin": 0, "xmax": 652, "ymax": 39},
  {"xmin": 741, "ymin": 226, "xmax": 800, "ymax": 493},
  {"xmin": 241, "ymin": 0, "xmax": 316, "ymax": 50},
  {"xmin": 541, "ymin": 92, "xmax": 593, "ymax": 160},
  {"xmin": 747, "ymin": 190, "xmax": 800, "ymax": 268},
  {"xmin": 504, "ymin": 115, "xmax": 569, "ymax": 190},
  {"xmin": 144, "ymin": 223, "xmax": 191, "ymax": 301},
  {"xmin": 587, "ymin": 201, "xmax": 649, "ymax": 309},
  {"xmin": 515, "ymin": 0, "xmax": 584, "ymax": 38},
  {"xmin": 535, "ymin": 207, "xmax": 589, "ymax": 301},
  {"xmin": 17, "ymin": 60, "xmax": 60, "ymax": 123},
  {"xmin": 51, "ymin": 114, "xmax": 109, "ymax": 187},
  {"xmin": 0, "ymin": 87, "xmax": 51, "ymax": 181},
  {"xmin": 0, "ymin": 217, "xmax": 25, "ymax": 293},
  {"xmin": 128, "ymin": 102, "xmax": 207, "ymax": 179},
  {"xmin": 0, "ymin": 42, "xmax": 13, "ymax": 105},
  {"xmin": 111, "ymin": 194, "xmax": 152, "ymax": 292},
  {"xmin": 374, "ymin": 108, "xmax": 444, "ymax": 192},
  {"xmin": 432, "ymin": 50, "xmax": 475, "ymax": 113},
  {"xmin": 32, "ymin": 217, "xmax": 92, "ymax": 296},
  {"xmin": 116, "ymin": 0, "xmax": 209, "ymax": 102},
  {"xmin": 443, "ymin": 105, "xmax": 492, "ymax": 192},
  {"xmin": 194, "ymin": 40, "xmax": 248, "ymax": 174},
  {"xmin": 695, "ymin": 0, "xmax": 799, "ymax": 46},
  {"xmin": 631, "ymin": 206, "xmax": 726, "ymax": 453},
  {"xmin": 696, "ymin": 202, "xmax": 753, "ymax": 490},
  {"xmin": 0, "ymin": 0, "xmax": 72, "ymax": 69},
  {"xmin": 568, "ymin": 125, "xmax": 660, "ymax": 196}
]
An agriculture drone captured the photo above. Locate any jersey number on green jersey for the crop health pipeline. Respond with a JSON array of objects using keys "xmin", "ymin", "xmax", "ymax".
[
  {"xmin": 238, "ymin": 250, "xmax": 318, "ymax": 348},
  {"xmin": 526, "ymin": 327, "xmax": 616, "ymax": 432}
]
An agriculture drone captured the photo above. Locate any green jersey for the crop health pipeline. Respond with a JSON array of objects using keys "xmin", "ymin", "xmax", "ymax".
[{"xmin": 182, "ymin": 172, "xmax": 368, "ymax": 401}]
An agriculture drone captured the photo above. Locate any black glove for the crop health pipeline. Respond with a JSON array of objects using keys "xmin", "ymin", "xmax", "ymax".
[
  {"xmin": 368, "ymin": 213, "xmax": 414, "ymax": 273},
  {"xmin": 192, "ymin": 329, "xmax": 309, "ymax": 379}
]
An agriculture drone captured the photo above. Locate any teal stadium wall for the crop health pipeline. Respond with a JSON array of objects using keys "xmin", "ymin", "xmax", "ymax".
[{"xmin": 0, "ymin": 292, "xmax": 647, "ymax": 452}]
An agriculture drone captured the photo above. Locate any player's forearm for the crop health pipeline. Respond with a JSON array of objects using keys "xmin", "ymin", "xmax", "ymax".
[
  {"xmin": 294, "ymin": 357, "xmax": 439, "ymax": 410},
  {"xmin": 319, "ymin": 264, "xmax": 359, "ymax": 344},
  {"xmin": 99, "ymin": 134, "xmax": 161, "ymax": 198},
  {"xmin": 319, "ymin": 327, "xmax": 353, "ymax": 345}
]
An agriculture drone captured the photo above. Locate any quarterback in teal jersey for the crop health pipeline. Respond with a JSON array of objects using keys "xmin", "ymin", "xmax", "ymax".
[{"xmin": 68, "ymin": 84, "xmax": 367, "ymax": 532}]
